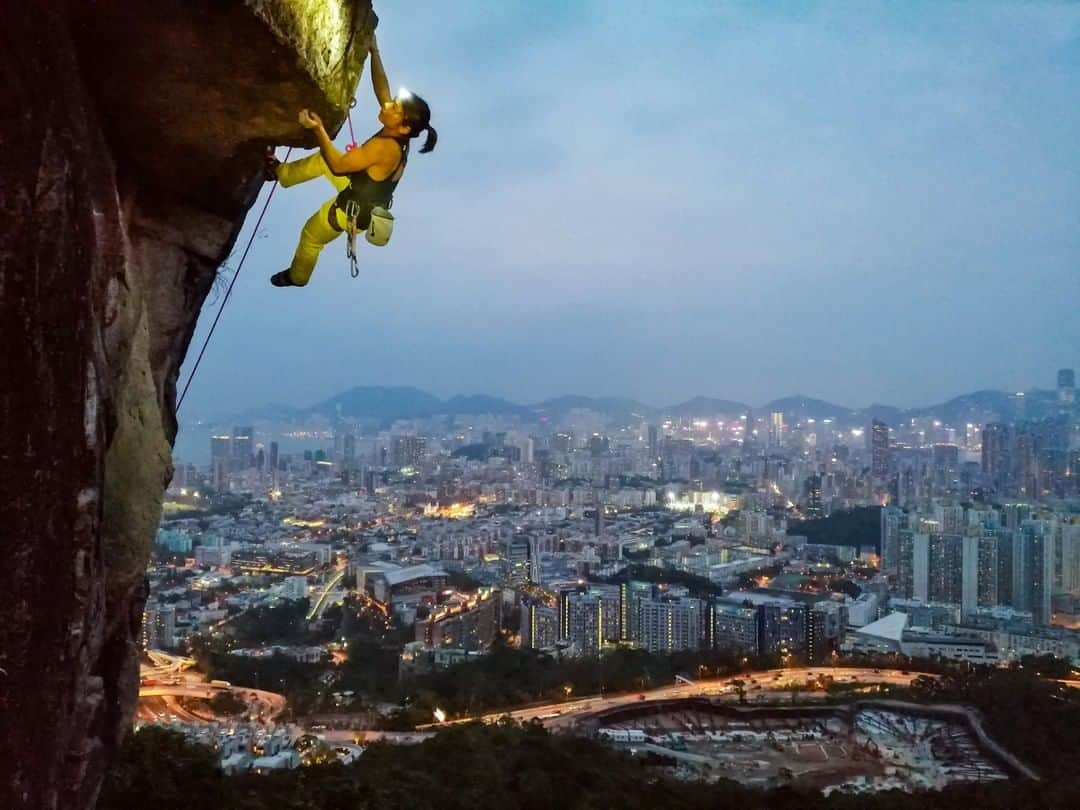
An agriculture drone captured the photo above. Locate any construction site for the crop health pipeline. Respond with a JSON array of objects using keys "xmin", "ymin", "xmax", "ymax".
[{"xmin": 588, "ymin": 699, "xmax": 1020, "ymax": 794}]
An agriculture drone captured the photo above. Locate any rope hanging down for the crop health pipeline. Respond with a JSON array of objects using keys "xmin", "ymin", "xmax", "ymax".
[{"xmin": 177, "ymin": 147, "xmax": 293, "ymax": 410}]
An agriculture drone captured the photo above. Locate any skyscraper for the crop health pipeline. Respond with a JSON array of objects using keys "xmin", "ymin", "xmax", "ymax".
[
  {"xmin": 880, "ymin": 505, "xmax": 908, "ymax": 576},
  {"xmin": 391, "ymin": 435, "xmax": 426, "ymax": 469},
  {"xmin": 803, "ymin": 474, "xmax": 823, "ymax": 518},
  {"xmin": 232, "ymin": 425, "xmax": 253, "ymax": 469},
  {"xmin": 210, "ymin": 434, "xmax": 230, "ymax": 467},
  {"xmin": 1013, "ymin": 521, "xmax": 1055, "ymax": 626},
  {"xmin": 769, "ymin": 411, "xmax": 786, "ymax": 448},
  {"xmin": 343, "ymin": 433, "xmax": 356, "ymax": 469},
  {"xmin": 1058, "ymin": 368, "xmax": 1076, "ymax": 414},
  {"xmin": 981, "ymin": 423, "xmax": 1011, "ymax": 493},
  {"xmin": 870, "ymin": 419, "xmax": 890, "ymax": 479},
  {"xmin": 927, "ymin": 533, "xmax": 964, "ymax": 605}
]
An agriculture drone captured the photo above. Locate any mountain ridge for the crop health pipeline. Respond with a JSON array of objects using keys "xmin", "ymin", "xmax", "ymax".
[{"xmin": 212, "ymin": 385, "xmax": 1059, "ymax": 427}]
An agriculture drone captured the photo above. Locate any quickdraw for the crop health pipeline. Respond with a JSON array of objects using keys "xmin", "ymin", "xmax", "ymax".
[{"xmin": 344, "ymin": 199, "xmax": 362, "ymax": 278}]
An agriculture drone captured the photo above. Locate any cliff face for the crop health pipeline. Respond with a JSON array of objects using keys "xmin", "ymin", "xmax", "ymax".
[{"xmin": 0, "ymin": 3, "xmax": 375, "ymax": 807}]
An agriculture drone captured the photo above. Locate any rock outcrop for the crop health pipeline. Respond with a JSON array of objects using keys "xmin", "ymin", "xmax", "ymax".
[{"xmin": 0, "ymin": 3, "xmax": 375, "ymax": 807}]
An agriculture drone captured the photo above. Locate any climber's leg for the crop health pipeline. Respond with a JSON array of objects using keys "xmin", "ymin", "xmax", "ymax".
[
  {"xmin": 275, "ymin": 151, "xmax": 350, "ymax": 192},
  {"xmin": 275, "ymin": 198, "xmax": 348, "ymax": 286}
]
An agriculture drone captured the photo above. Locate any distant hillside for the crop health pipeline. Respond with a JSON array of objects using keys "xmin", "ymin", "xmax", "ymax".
[
  {"xmin": 218, "ymin": 383, "xmax": 1066, "ymax": 429},
  {"xmin": 309, "ymin": 386, "xmax": 443, "ymax": 420},
  {"xmin": 533, "ymin": 395, "xmax": 651, "ymax": 423},
  {"xmin": 762, "ymin": 395, "xmax": 858, "ymax": 422},
  {"xmin": 662, "ymin": 396, "xmax": 749, "ymax": 418},
  {"xmin": 442, "ymin": 395, "xmax": 533, "ymax": 418}
]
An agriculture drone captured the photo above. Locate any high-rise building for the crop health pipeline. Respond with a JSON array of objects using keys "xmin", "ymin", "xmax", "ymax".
[
  {"xmin": 710, "ymin": 602, "xmax": 759, "ymax": 653},
  {"xmin": 635, "ymin": 593, "xmax": 704, "ymax": 653},
  {"xmin": 896, "ymin": 530, "xmax": 929, "ymax": 600},
  {"xmin": 880, "ymin": 506, "xmax": 908, "ymax": 577},
  {"xmin": 981, "ymin": 423, "xmax": 1011, "ymax": 493},
  {"xmin": 647, "ymin": 424, "xmax": 659, "ymax": 459},
  {"xmin": 558, "ymin": 586, "xmax": 618, "ymax": 654},
  {"xmin": 142, "ymin": 600, "xmax": 176, "ymax": 650},
  {"xmin": 769, "ymin": 411, "xmax": 786, "ymax": 448},
  {"xmin": 927, "ymin": 533, "xmax": 964, "ymax": 605},
  {"xmin": 391, "ymin": 435, "xmax": 426, "ymax": 469},
  {"xmin": 619, "ymin": 580, "xmax": 653, "ymax": 642},
  {"xmin": 1059, "ymin": 368, "xmax": 1076, "ymax": 414},
  {"xmin": 211, "ymin": 434, "xmax": 231, "ymax": 467},
  {"xmin": 343, "ymin": 434, "xmax": 356, "ymax": 469},
  {"xmin": 803, "ymin": 474, "xmax": 823, "ymax": 518},
  {"xmin": 1013, "ymin": 521, "xmax": 1055, "ymax": 625},
  {"xmin": 521, "ymin": 601, "xmax": 559, "ymax": 650},
  {"xmin": 268, "ymin": 441, "xmax": 279, "ymax": 473},
  {"xmin": 1012, "ymin": 427, "xmax": 1038, "ymax": 498},
  {"xmin": 870, "ymin": 419, "xmax": 890, "ymax": 479},
  {"xmin": 932, "ymin": 445, "xmax": 960, "ymax": 492},
  {"xmin": 232, "ymin": 425, "xmax": 254, "ymax": 469}
]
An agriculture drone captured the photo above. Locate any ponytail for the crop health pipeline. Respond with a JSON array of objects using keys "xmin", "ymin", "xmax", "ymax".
[
  {"xmin": 419, "ymin": 125, "xmax": 438, "ymax": 154},
  {"xmin": 400, "ymin": 93, "xmax": 436, "ymax": 154}
]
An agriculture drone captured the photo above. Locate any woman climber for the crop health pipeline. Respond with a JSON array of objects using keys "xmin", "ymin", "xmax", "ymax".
[{"xmin": 267, "ymin": 35, "xmax": 437, "ymax": 287}]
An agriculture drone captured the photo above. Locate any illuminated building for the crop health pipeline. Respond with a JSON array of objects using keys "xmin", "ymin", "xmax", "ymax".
[
  {"xmin": 142, "ymin": 599, "xmax": 176, "ymax": 649},
  {"xmin": 619, "ymin": 580, "xmax": 653, "ymax": 642},
  {"xmin": 558, "ymin": 585, "xmax": 618, "ymax": 655},
  {"xmin": 803, "ymin": 474, "xmax": 823, "ymax": 518},
  {"xmin": 210, "ymin": 433, "xmax": 230, "ymax": 465},
  {"xmin": 521, "ymin": 600, "xmax": 559, "ymax": 650},
  {"xmin": 710, "ymin": 602, "xmax": 758, "ymax": 653},
  {"xmin": 391, "ymin": 435, "xmax": 426, "ymax": 469},
  {"xmin": 981, "ymin": 423, "xmax": 1011, "ymax": 493},
  {"xmin": 232, "ymin": 425, "xmax": 254, "ymax": 469},
  {"xmin": 870, "ymin": 419, "xmax": 890, "ymax": 480},
  {"xmin": 415, "ymin": 590, "xmax": 501, "ymax": 652},
  {"xmin": 635, "ymin": 592, "xmax": 705, "ymax": 653},
  {"xmin": 768, "ymin": 411, "xmax": 785, "ymax": 448},
  {"xmin": 880, "ymin": 505, "xmax": 908, "ymax": 577}
]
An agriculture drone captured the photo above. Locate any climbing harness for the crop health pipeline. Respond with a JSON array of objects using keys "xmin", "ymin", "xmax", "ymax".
[
  {"xmin": 177, "ymin": 146, "xmax": 293, "ymax": 410},
  {"xmin": 339, "ymin": 99, "xmax": 398, "ymax": 277}
]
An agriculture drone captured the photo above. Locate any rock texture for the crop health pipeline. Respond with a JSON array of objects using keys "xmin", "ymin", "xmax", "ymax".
[{"xmin": 0, "ymin": 2, "xmax": 375, "ymax": 807}]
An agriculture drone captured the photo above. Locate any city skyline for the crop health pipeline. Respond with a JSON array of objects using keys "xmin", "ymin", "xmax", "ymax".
[{"xmin": 177, "ymin": 0, "xmax": 1080, "ymax": 416}]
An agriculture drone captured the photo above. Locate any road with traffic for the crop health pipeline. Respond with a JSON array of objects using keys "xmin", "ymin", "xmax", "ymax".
[{"xmin": 421, "ymin": 666, "xmax": 933, "ymax": 730}]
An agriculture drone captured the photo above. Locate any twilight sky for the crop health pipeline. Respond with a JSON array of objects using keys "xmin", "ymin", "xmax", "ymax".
[{"xmin": 178, "ymin": 0, "xmax": 1080, "ymax": 420}]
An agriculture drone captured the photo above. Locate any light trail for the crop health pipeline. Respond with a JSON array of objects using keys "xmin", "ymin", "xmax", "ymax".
[{"xmin": 307, "ymin": 569, "xmax": 346, "ymax": 620}]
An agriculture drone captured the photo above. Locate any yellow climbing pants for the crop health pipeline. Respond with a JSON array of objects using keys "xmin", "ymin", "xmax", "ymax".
[{"xmin": 277, "ymin": 152, "xmax": 350, "ymax": 285}]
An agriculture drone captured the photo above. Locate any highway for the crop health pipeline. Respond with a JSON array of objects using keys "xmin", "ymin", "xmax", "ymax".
[
  {"xmin": 420, "ymin": 667, "xmax": 932, "ymax": 730},
  {"xmin": 139, "ymin": 650, "xmax": 287, "ymax": 723},
  {"xmin": 306, "ymin": 569, "xmax": 346, "ymax": 620}
]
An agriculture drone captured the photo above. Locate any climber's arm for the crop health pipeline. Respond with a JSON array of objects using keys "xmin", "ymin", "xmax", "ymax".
[
  {"xmin": 298, "ymin": 109, "xmax": 365, "ymax": 175},
  {"xmin": 368, "ymin": 36, "xmax": 392, "ymax": 106},
  {"xmin": 300, "ymin": 109, "xmax": 391, "ymax": 175}
]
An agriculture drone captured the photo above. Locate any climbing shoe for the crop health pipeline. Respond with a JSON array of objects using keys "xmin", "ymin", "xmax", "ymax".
[
  {"xmin": 264, "ymin": 147, "xmax": 281, "ymax": 182},
  {"xmin": 270, "ymin": 270, "xmax": 296, "ymax": 287}
]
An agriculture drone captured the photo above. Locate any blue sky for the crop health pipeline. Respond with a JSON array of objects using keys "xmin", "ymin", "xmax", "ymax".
[{"xmin": 179, "ymin": 0, "xmax": 1080, "ymax": 419}]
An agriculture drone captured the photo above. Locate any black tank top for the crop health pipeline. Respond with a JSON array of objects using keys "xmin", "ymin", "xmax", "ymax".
[{"xmin": 335, "ymin": 135, "xmax": 409, "ymax": 213}]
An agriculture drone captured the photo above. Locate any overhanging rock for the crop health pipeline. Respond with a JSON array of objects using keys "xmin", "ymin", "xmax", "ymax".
[{"xmin": 0, "ymin": 3, "xmax": 376, "ymax": 808}]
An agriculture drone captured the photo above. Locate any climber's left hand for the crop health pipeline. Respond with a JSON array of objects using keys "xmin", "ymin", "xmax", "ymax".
[{"xmin": 298, "ymin": 109, "xmax": 323, "ymax": 130}]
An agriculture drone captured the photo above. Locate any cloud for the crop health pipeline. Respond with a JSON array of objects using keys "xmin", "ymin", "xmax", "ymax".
[{"xmin": 177, "ymin": 1, "xmax": 1080, "ymax": 418}]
